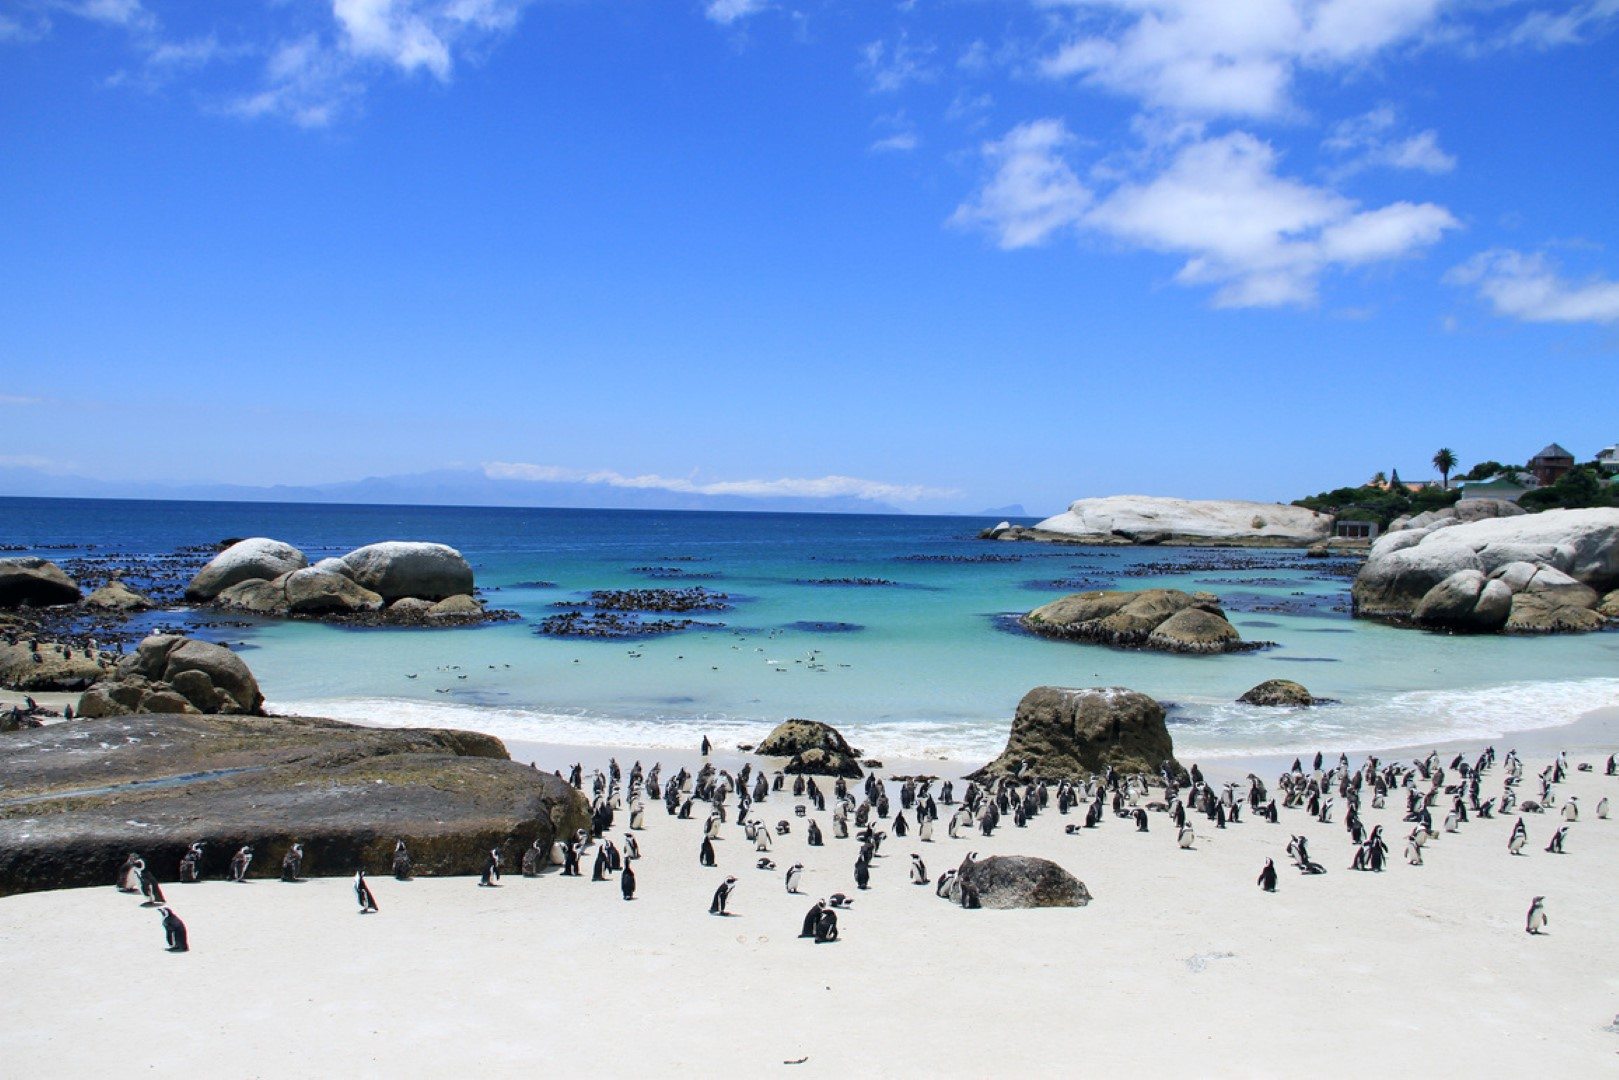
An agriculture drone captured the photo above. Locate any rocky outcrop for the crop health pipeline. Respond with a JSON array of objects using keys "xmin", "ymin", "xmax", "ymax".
[
  {"xmin": 1601, "ymin": 590, "xmax": 1619, "ymax": 620},
  {"xmin": 184, "ymin": 539, "xmax": 308, "ymax": 602},
  {"xmin": 283, "ymin": 567, "xmax": 385, "ymax": 614},
  {"xmin": 971, "ymin": 686, "xmax": 1176, "ymax": 782},
  {"xmin": 83, "ymin": 580, "xmax": 153, "ymax": 611},
  {"xmin": 0, "ymin": 713, "xmax": 591, "ymax": 897},
  {"xmin": 1353, "ymin": 508, "xmax": 1619, "ymax": 633},
  {"xmin": 1239, "ymin": 679, "xmax": 1314, "ymax": 707},
  {"xmin": 957, "ymin": 854, "xmax": 1092, "ymax": 909},
  {"xmin": 0, "ymin": 640, "xmax": 114, "ymax": 692},
  {"xmin": 340, "ymin": 542, "xmax": 474, "ymax": 603},
  {"xmin": 0, "ymin": 558, "xmax": 81, "ymax": 608},
  {"xmin": 995, "ymin": 496, "xmax": 1332, "ymax": 548},
  {"xmin": 1387, "ymin": 498, "xmax": 1524, "ymax": 533},
  {"xmin": 77, "ymin": 634, "xmax": 263, "ymax": 717},
  {"xmin": 758, "ymin": 719, "xmax": 864, "ymax": 778},
  {"xmin": 1021, "ymin": 589, "xmax": 1257, "ymax": 654}
]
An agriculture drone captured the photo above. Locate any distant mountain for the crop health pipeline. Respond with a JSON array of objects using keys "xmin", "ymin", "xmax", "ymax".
[
  {"xmin": 0, "ymin": 465, "xmax": 908, "ymax": 515},
  {"xmin": 976, "ymin": 504, "xmax": 1028, "ymax": 518}
]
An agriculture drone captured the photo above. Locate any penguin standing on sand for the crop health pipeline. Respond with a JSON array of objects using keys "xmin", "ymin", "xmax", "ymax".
[
  {"xmin": 392, "ymin": 840, "xmax": 412, "ymax": 881},
  {"xmin": 592, "ymin": 845, "xmax": 610, "ymax": 881},
  {"xmin": 158, "ymin": 907, "xmax": 188, "ymax": 952},
  {"xmin": 178, "ymin": 843, "xmax": 204, "ymax": 883},
  {"xmin": 709, "ymin": 876, "xmax": 736, "ymax": 915},
  {"xmin": 701, "ymin": 736, "xmax": 712, "ymax": 756},
  {"xmin": 1508, "ymin": 818, "xmax": 1528, "ymax": 856},
  {"xmin": 138, "ymin": 861, "xmax": 165, "ymax": 907},
  {"xmin": 854, "ymin": 856, "xmax": 871, "ymax": 890},
  {"xmin": 1257, "ymin": 858, "xmax": 1277, "ymax": 893},
  {"xmin": 807, "ymin": 820, "xmax": 824, "ymax": 847},
  {"xmin": 699, "ymin": 836, "xmax": 717, "ymax": 868},
  {"xmin": 281, "ymin": 844, "xmax": 304, "ymax": 883},
  {"xmin": 230, "ymin": 846, "xmax": 253, "ymax": 883},
  {"xmin": 479, "ymin": 848, "xmax": 502, "ymax": 887},
  {"xmin": 1561, "ymin": 797, "xmax": 1579, "ymax": 822},
  {"xmin": 116, "ymin": 854, "xmax": 143, "ymax": 893},
  {"xmin": 1597, "ymin": 797, "xmax": 1609, "ymax": 820},
  {"xmin": 620, "ymin": 861, "xmax": 636, "ymax": 901},
  {"xmin": 814, "ymin": 906, "xmax": 839, "ymax": 943},
  {"xmin": 1545, "ymin": 825, "xmax": 1568, "ymax": 854},
  {"xmin": 622, "ymin": 833, "xmax": 640, "ymax": 861},
  {"xmin": 354, "ymin": 870, "xmax": 379, "ymax": 913},
  {"xmin": 1525, "ymin": 895, "xmax": 1547, "ymax": 935},
  {"xmin": 522, "ymin": 840, "xmax": 545, "ymax": 877},
  {"xmin": 800, "ymin": 900, "xmax": 825, "ymax": 938},
  {"xmin": 909, "ymin": 854, "xmax": 929, "ymax": 885},
  {"xmin": 1133, "ymin": 807, "xmax": 1149, "ymax": 833},
  {"xmin": 1177, "ymin": 823, "xmax": 1195, "ymax": 850},
  {"xmin": 785, "ymin": 863, "xmax": 804, "ymax": 894},
  {"xmin": 561, "ymin": 840, "xmax": 582, "ymax": 877},
  {"xmin": 1405, "ymin": 831, "xmax": 1424, "ymax": 866}
]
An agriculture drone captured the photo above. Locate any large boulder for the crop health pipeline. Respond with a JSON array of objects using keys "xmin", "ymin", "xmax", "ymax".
[
  {"xmin": 1022, "ymin": 589, "xmax": 1253, "ymax": 654},
  {"xmin": 83, "ymin": 580, "xmax": 153, "ymax": 611},
  {"xmin": 1388, "ymin": 499, "xmax": 1526, "ymax": 533},
  {"xmin": 957, "ymin": 854, "xmax": 1092, "ymax": 909},
  {"xmin": 1353, "ymin": 508, "xmax": 1619, "ymax": 627},
  {"xmin": 0, "ymin": 558, "xmax": 81, "ymax": 608},
  {"xmin": 283, "ymin": 567, "xmax": 384, "ymax": 614},
  {"xmin": 0, "ymin": 713, "xmax": 591, "ymax": 897},
  {"xmin": 1239, "ymin": 679, "xmax": 1314, "ymax": 707},
  {"xmin": 1506, "ymin": 592, "xmax": 1607, "ymax": 634},
  {"xmin": 340, "ymin": 542, "xmax": 474, "ymax": 602},
  {"xmin": 79, "ymin": 634, "xmax": 263, "ymax": 716},
  {"xmin": 756, "ymin": 718, "xmax": 858, "ymax": 758},
  {"xmin": 428, "ymin": 594, "xmax": 484, "ymax": 618},
  {"xmin": 215, "ymin": 576, "xmax": 294, "ymax": 615},
  {"xmin": 1601, "ymin": 590, "xmax": 1619, "ymax": 620},
  {"xmin": 0, "ymin": 640, "xmax": 114, "ymax": 692},
  {"xmin": 1016, "ymin": 496, "xmax": 1333, "ymax": 547},
  {"xmin": 971, "ymin": 686, "xmax": 1175, "ymax": 782},
  {"xmin": 185, "ymin": 539, "xmax": 308, "ymax": 602},
  {"xmin": 783, "ymin": 746, "xmax": 864, "ymax": 779},
  {"xmin": 1412, "ymin": 570, "xmax": 1513, "ymax": 632}
]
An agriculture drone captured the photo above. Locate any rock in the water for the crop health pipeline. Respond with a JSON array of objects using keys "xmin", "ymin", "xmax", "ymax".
[
  {"xmin": 78, "ymin": 634, "xmax": 263, "ymax": 716},
  {"xmin": 428, "ymin": 594, "xmax": 483, "ymax": 618},
  {"xmin": 0, "ymin": 640, "xmax": 113, "ymax": 692},
  {"xmin": 1239, "ymin": 679, "xmax": 1314, "ymax": 707},
  {"xmin": 0, "ymin": 713, "xmax": 591, "ymax": 897},
  {"xmin": 284, "ymin": 567, "xmax": 384, "ymax": 614},
  {"xmin": 0, "ymin": 558, "xmax": 81, "ymax": 608},
  {"xmin": 1505, "ymin": 592, "xmax": 1607, "ymax": 634},
  {"xmin": 971, "ymin": 686, "xmax": 1175, "ymax": 782},
  {"xmin": 340, "ymin": 542, "xmax": 474, "ymax": 602},
  {"xmin": 1412, "ymin": 570, "xmax": 1513, "ymax": 632},
  {"xmin": 1015, "ymin": 496, "xmax": 1332, "ymax": 547},
  {"xmin": 958, "ymin": 854, "xmax": 1092, "ymax": 909},
  {"xmin": 215, "ymin": 576, "xmax": 293, "ymax": 615},
  {"xmin": 1601, "ymin": 589, "xmax": 1619, "ymax": 620},
  {"xmin": 185, "ymin": 538, "xmax": 308, "ymax": 602},
  {"xmin": 1021, "ymin": 589, "xmax": 1252, "ymax": 654},
  {"xmin": 83, "ymin": 580, "xmax": 153, "ymax": 611},
  {"xmin": 387, "ymin": 597, "xmax": 435, "ymax": 617}
]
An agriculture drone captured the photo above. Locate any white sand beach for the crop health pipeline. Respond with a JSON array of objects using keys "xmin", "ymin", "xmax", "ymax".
[{"xmin": 3, "ymin": 710, "xmax": 1617, "ymax": 1076}]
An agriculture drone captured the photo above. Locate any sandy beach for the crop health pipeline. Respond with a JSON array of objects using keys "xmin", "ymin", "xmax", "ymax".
[{"xmin": 3, "ymin": 709, "xmax": 1617, "ymax": 1076}]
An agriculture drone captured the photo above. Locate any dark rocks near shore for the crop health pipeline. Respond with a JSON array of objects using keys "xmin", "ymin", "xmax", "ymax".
[
  {"xmin": 958, "ymin": 854, "xmax": 1093, "ymax": 909},
  {"xmin": 578, "ymin": 588, "xmax": 731, "ymax": 613},
  {"xmin": 77, "ymin": 634, "xmax": 264, "ymax": 717},
  {"xmin": 0, "ymin": 638, "xmax": 115, "ymax": 692},
  {"xmin": 1238, "ymin": 679, "xmax": 1315, "ymax": 707},
  {"xmin": 0, "ymin": 712, "xmax": 590, "ymax": 897},
  {"xmin": 1020, "ymin": 589, "xmax": 1261, "ymax": 655},
  {"xmin": 756, "ymin": 718, "xmax": 864, "ymax": 778},
  {"xmin": 0, "ymin": 558, "xmax": 82, "ymax": 609},
  {"xmin": 534, "ymin": 611, "xmax": 713, "ymax": 639},
  {"xmin": 971, "ymin": 686, "xmax": 1177, "ymax": 783}
]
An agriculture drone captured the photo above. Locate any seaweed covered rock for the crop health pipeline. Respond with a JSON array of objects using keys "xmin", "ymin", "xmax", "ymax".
[
  {"xmin": 971, "ymin": 686, "xmax": 1175, "ymax": 782},
  {"xmin": 84, "ymin": 580, "xmax": 154, "ymax": 611},
  {"xmin": 1238, "ymin": 679, "xmax": 1315, "ymax": 707},
  {"xmin": 0, "ymin": 558, "xmax": 81, "ymax": 608},
  {"xmin": 0, "ymin": 713, "xmax": 590, "ymax": 897},
  {"xmin": 1021, "ymin": 589, "xmax": 1254, "ymax": 654}
]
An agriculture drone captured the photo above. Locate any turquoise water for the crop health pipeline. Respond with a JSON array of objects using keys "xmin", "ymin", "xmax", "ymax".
[{"xmin": 8, "ymin": 498, "xmax": 1618, "ymax": 760}]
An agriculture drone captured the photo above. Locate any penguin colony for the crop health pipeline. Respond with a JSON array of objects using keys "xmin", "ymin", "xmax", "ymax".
[{"xmin": 109, "ymin": 744, "xmax": 1617, "ymax": 955}]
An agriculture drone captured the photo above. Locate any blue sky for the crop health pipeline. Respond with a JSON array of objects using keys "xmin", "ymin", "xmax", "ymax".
[{"xmin": 3, "ymin": 0, "xmax": 1617, "ymax": 515}]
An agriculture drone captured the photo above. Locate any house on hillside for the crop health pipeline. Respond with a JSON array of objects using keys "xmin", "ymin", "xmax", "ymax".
[
  {"xmin": 1371, "ymin": 469, "xmax": 1430, "ymax": 494},
  {"xmin": 1459, "ymin": 473, "xmax": 1539, "ymax": 503},
  {"xmin": 1528, "ymin": 443, "xmax": 1575, "ymax": 486},
  {"xmin": 1597, "ymin": 444, "xmax": 1617, "ymax": 474}
]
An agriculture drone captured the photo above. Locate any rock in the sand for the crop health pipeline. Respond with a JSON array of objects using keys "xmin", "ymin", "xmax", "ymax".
[
  {"xmin": 959, "ymin": 855, "xmax": 1092, "ymax": 909},
  {"xmin": 970, "ymin": 686, "xmax": 1176, "ymax": 782},
  {"xmin": 756, "ymin": 718, "xmax": 859, "ymax": 758},
  {"xmin": 0, "ymin": 640, "xmax": 113, "ymax": 692},
  {"xmin": 340, "ymin": 542, "xmax": 474, "ymax": 603},
  {"xmin": 783, "ymin": 746, "xmax": 864, "ymax": 779},
  {"xmin": 1021, "ymin": 589, "xmax": 1254, "ymax": 654},
  {"xmin": 284, "ymin": 567, "xmax": 385, "ymax": 614},
  {"xmin": 1012, "ymin": 496, "xmax": 1332, "ymax": 547},
  {"xmin": 0, "ymin": 713, "xmax": 590, "ymax": 897},
  {"xmin": 1238, "ymin": 679, "xmax": 1315, "ymax": 707},
  {"xmin": 0, "ymin": 558, "xmax": 81, "ymax": 608},
  {"xmin": 77, "ymin": 634, "xmax": 263, "ymax": 717},
  {"xmin": 185, "ymin": 538, "xmax": 308, "ymax": 602},
  {"xmin": 83, "ymin": 580, "xmax": 153, "ymax": 611}
]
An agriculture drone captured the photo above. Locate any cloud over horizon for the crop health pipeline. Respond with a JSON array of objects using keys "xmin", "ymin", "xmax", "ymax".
[
  {"xmin": 1448, "ymin": 249, "xmax": 1619, "ymax": 324},
  {"xmin": 482, "ymin": 462, "xmax": 958, "ymax": 503}
]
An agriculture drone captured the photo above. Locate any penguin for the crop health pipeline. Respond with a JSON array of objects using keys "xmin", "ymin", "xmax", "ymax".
[
  {"xmin": 178, "ymin": 843, "xmax": 203, "ymax": 884},
  {"xmin": 1561, "ymin": 797, "xmax": 1579, "ymax": 822},
  {"xmin": 709, "ymin": 875, "xmax": 736, "ymax": 915},
  {"xmin": 158, "ymin": 906, "xmax": 188, "ymax": 952},
  {"xmin": 522, "ymin": 840, "xmax": 545, "ymax": 877},
  {"xmin": 1525, "ymin": 895, "xmax": 1547, "ymax": 935},
  {"xmin": 116, "ymin": 853, "xmax": 143, "ymax": 893},
  {"xmin": 800, "ymin": 899, "xmax": 825, "ymax": 938},
  {"xmin": 1545, "ymin": 825, "xmax": 1568, "ymax": 854},
  {"xmin": 1405, "ymin": 831, "xmax": 1424, "ymax": 866},
  {"xmin": 806, "ymin": 819, "xmax": 824, "ymax": 847},
  {"xmin": 479, "ymin": 848, "xmax": 502, "ymax": 887},
  {"xmin": 629, "ymin": 804, "xmax": 645, "ymax": 831},
  {"xmin": 854, "ymin": 856, "xmax": 871, "ymax": 891},
  {"xmin": 622, "ymin": 833, "xmax": 640, "ymax": 861},
  {"xmin": 354, "ymin": 870, "xmax": 379, "ymax": 913},
  {"xmin": 592, "ymin": 846, "xmax": 610, "ymax": 881},
  {"xmin": 138, "ymin": 862, "xmax": 165, "ymax": 906},
  {"xmin": 561, "ymin": 841, "xmax": 582, "ymax": 877},
  {"xmin": 392, "ymin": 840, "xmax": 412, "ymax": 881},
  {"xmin": 281, "ymin": 843, "xmax": 304, "ymax": 883},
  {"xmin": 918, "ymin": 815, "xmax": 934, "ymax": 843},
  {"xmin": 1597, "ymin": 797, "xmax": 1609, "ymax": 820},
  {"xmin": 909, "ymin": 854, "xmax": 929, "ymax": 885},
  {"xmin": 1177, "ymin": 823, "xmax": 1195, "ymax": 850},
  {"xmin": 1508, "ymin": 818, "xmax": 1528, "ymax": 856},
  {"xmin": 785, "ymin": 862, "xmax": 804, "ymax": 894},
  {"xmin": 620, "ymin": 861, "xmax": 636, "ymax": 901},
  {"xmin": 755, "ymin": 825, "xmax": 773, "ymax": 852},
  {"xmin": 699, "ymin": 836, "xmax": 716, "ymax": 868},
  {"xmin": 1133, "ymin": 807, "xmax": 1149, "ymax": 833},
  {"xmin": 701, "ymin": 736, "xmax": 712, "ymax": 757},
  {"xmin": 1257, "ymin": 858, "xmax": 1277, "ymax": 892},
  {"xmin": 229, "ymin": 845, "xmax": 253, "ymax": 883},
  {"xmin": 814, "ymin": 907, "xmax": 839, "ymax": 943},
  {"xmin": 829, "ymin": 893, "xmax": 852, "ymax": 909}
]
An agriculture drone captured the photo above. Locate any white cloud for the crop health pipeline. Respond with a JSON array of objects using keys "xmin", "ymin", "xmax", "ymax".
[
  {"xmin": 0, "ymin": 394, "xmax": 43, "ymax": 406},
  {"xmin": 704, "ymin": 0, "xmax": 768, "ymax": 25},
  {"xmin": 1506, "ymin": 0, "xmax": 1619, "ymax": 48},
  {"xmin": 1324, "ymin": 106, "xmax": 1455, "ymax": 175},
  {"xmin": 948, "ymin": 119, "xmax": 1091, "ymax": 249},
  {"xmin": 482, "ymin": 463, "xmax": 956, "ymax": 502},
  {"xmin": 870, "ymin": 111, "xmax": 921, "ymax": 153},
  {"xmin": 1447, "ymin": 249, "xmax": 1619, "ymax": 324},
  {"xmin": 954, "ymin": 123, "xmax": 1458, "ymax": 307},
  {"xmin": 1036, "ymin": 0, "xmax": 1447, "ymax": 119},
  {"xmin": 861, "ymin": 33, "xmax": 937, "ymax": 93}
]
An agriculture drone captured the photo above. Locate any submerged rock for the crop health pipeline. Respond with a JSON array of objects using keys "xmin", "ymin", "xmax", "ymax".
[
  {"xmin": 971, "ymin": 686, "xmax": 1176, "ymax": 782},
  {"xmin": 1238, "ymin": 679, "xmax": 1315, "ymax": 707},
  {"xmin": 83, "ymin": 580, "xmax": 153, "ymax": 611},
  {"xmin": 1021, "ymin": 589, "xmax": 1256, "ymax": 654},
  {"xmin": 0, "ymin": 558, "xmax": 81, "ymax": 609}
]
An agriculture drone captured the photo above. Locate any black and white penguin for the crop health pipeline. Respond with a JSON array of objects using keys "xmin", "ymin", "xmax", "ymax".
[
  {"xmin": 814, "ymin": 907, "xmax": 839, "ymax": 943},
  {"xmin": 699, "ymin": 836, "xmax": 716, "ymax": 868},
  {"xmin": 1508, "ymin": 817, "xmax": 1528, "ymax": 855},
  {"xmin": 158, "ymin": 906, "xmax": 188, "ymax": 952},
  {"xmin": 800, "ymin": 899, "xmax": 825, "ymax": 938},
  {"xmin": 1597, "ymin": 797, "xmax": 1610, "ymax": 820},
  {"xmin": 178, "ymin": 843, "xmax": 204, "ymax": 884},
  {"xmin": 785, "ymin": 862, "xmax": 804, "ymax": 894},
  {"xmin": 281, "ymin": 843, "xmax": 304, "ymax": 883},
  {"xmin": 392, "ymin": 840, "xmax": 412, "ymax": 881},
  {"xmin": 1561, "ymin": 797, "xmax": 1579, "ymax": 822},
  {"xmin": 354, "ymin": 870, "xmax": 379, "ymax": 913},
  {"xmin": 592, "ymin": 846, "xmax": 610, "ymax": 881},
  {"xmin": 138, "ymin": 861, "xmax": 165, "ymax": 907},
  {"xmin": 701, "ymin": 736, "xmax": 712, "ymax": 757},
  {"xmin": 853, "ymin": 856, "xmax": 871, "ymax": 890},
  {"xmin": 1133, "ymin": 807, "xmax": 1149, "ymax": 833},
  {"xmin": 1405, "ymin": 830, "xmax": 1424, "ymax": 866},
  {"xmin": 1257, "ymin": 858, "xmax": 1277, "ymax": 893},
  {"xmin": 709, "ymin": 875, "xmax": 736, "ymax": 915},
  {"xmin": 561, "ymin": 841, "xmax": 581, "ymax": 877},
  {"xmin": 806, "ymin": 819, "xmax": 824, "ymax": 847},
  {"xmin": 229, "ymin": 845, "xmax": 253, "ymax": 883},
  {"xmin": 478, "ymin": 848, "xmax": 502, "ymax": 887},
  {"xmin": 828, "ymin": 893, "xmax": 852, "ymax": 909},
  {"xmin": 1177, "ymin": 823, "xmax": 1195, "ymax": 850},
  {"xmin": 1525, "ymin": 895, "xmax": 1547, "ymax": 934},
  {"xmin": 620, "ymin": 861, "xmax": 636, "ymax": 901},
  {"xmin": 1545, "ymin": 825, "xmax": 1568, "ymax": 854},
  {"xmin": 522, "ymin": 840, "xmax": 545, "ymax": 877},
  {"xmin": 909, "ymin": 854, "xmax": 929, "ymax": 885},
  {"xmin": 116, "ymin": 853, "xmax": 143, "ymax": 893}
]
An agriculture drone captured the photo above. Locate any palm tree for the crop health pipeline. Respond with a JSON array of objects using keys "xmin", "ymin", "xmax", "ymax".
[
  {"xmin": 1433, "ymin": 448, "xmax": 1457, "ymax": 489},
  {"xmin": 1369, "ymin": 470, "xmax": 1388, "ymax": 488}
]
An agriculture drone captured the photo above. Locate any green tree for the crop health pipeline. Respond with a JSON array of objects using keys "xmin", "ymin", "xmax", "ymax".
[
  {"xmin": 1370, "ymin": 470, "xmax": 1387, "ymax": 487},
  {"xmin": 1432, "ymin": 447, "xmax": 1457, "ymax": 489}
]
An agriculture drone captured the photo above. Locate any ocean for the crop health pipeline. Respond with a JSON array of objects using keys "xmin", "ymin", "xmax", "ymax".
[{"xmin": 6, "ymin": 496, "xmax": 1617, "ymax": 760}]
